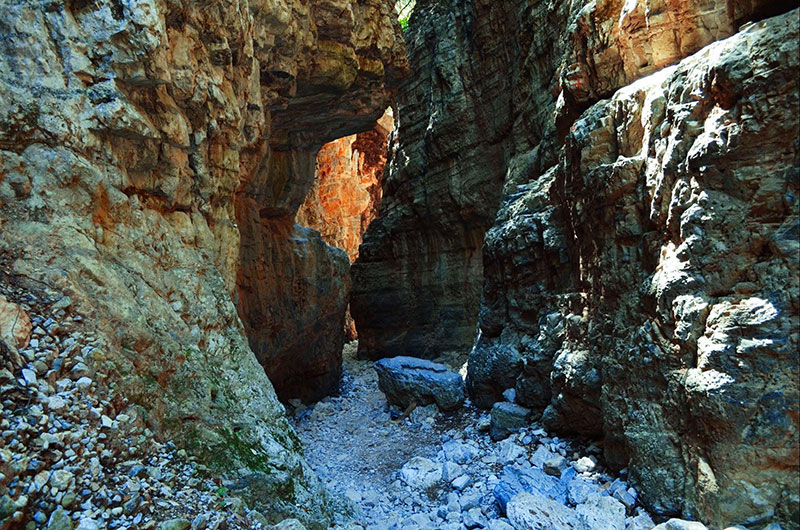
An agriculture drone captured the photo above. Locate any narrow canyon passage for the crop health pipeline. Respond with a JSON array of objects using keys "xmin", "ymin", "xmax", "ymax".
[{"xmin": 0, "ymin": 0, "xmax": 797, "ymax": 529}]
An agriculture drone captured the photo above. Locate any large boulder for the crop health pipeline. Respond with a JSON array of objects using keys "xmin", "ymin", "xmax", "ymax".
[
  {"xmin": 490, "ymin": 402, "xmax": 532, "ymax": 441},
  {"xmin": 374, "ymin": 356, "xmax": 465, "ymax": 411}
]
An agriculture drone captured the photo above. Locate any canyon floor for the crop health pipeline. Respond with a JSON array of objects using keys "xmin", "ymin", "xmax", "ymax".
[{"xmin": 293, "ymin": 343, "xmax": 659, "ymax": 530}]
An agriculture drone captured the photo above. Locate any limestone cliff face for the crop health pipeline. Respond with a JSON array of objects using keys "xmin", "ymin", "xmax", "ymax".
[
  {"xmin": 0, "ymin": 0, "xmax": 405, "ymax": 526},
  {"xmin": 475, "ymin": 15, "xmax": 799, "ymax": 526},
  {"xmin": 357, "ymin": 0, "xmax": 799, "ymax": 527},
  {"xmin": 351, "ymin": 0, "xmax": 524, "ymax": 360}
]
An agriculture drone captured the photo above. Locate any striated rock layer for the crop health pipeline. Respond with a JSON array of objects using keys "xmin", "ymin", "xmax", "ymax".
[
  {"xmin": 0, "ymin": 0, "xmax": 405, "ymax": 526},
  {"xmin": 351, "ymin": 0, "xmax": 523, "ymax": 360},
  {"xmin": 357, "ymin": 0, "xmax": 799, "ymax": 527}
]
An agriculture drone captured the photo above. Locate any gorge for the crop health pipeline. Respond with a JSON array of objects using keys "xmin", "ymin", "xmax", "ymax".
[{"xmin": 0, "ymin": 1, "xmax": 797, "ymax": 529}]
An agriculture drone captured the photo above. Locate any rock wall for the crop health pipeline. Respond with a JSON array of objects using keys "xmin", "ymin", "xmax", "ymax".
[
  {"xmin": 0, "ymin": 0, "xmax": 405, "ymax": 526},
  {"xmin": 357, "ymin": 0, "xmax": 799, "ymax": 527},
  {"xmin": 235, "ymin": 2, "xmax": 406, "ymax": 405},
  {"xmin": 351, "ymin": 0, "xmax": 524, "ymax": 360},
  {"xmin": 474, "ymin": 13, "xmax": 800, "ymax": 526},
  {"xmin": 296, "ymin": 109, "xmax": 393, "ymax": 342}
]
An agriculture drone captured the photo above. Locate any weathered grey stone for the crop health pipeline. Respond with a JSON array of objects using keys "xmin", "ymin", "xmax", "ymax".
[
  {"xmin": 493, "ymin": 464, "xmax": 568, "ymax": 514},
  {"xmin": 47, "ymin": 507, "xmax": 72, "ymax": 530},
  {"xmin": 374, "ymin": 356, "xmax": 465, "ymax": 411},
  {"xmin": 441, "ymin": 441, "xmax": 480, "ymax": 464},
  {"xmin": 543, "ymin": 454, "xmax": 568, "ymax": 477},
  {"xmin": 451, "ymin": 475, "xmax": 471, "ymax": 491},
  {"xmin": 576, "ymin": 495, "xmax": 627, "ymax": 530},
  {"xmin": 272, "ymin": 519, "xmax": 307, "ymax": 530},
  {"xmin": 567, "ymin": 479, "xmax": 596, "ymax": 506},
  {"xmin": 463, "ymin": 507, "xmax": 487, "ymax": 529},
  {"xmin": 506, "ymin": 491, "xmax": 578, "ymax": 529},
  {"xmin": 399, "ymin": 457, "xmax": 443, "ymax": 490},
  {"xmin": 157, "ymin": 520, "xmax": 190, "ymax": 530},
  {"xmin": 628, "ymin": 512, "xmax": 657, "ymax": 530},
  {"xmin": 490, "ymin": 403, "xmax": 531, "ymax": 441}
]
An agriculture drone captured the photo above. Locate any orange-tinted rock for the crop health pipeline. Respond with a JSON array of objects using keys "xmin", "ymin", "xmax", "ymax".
[
  {"xmin": 298, "ymin": 109, "xmax": 393, "ymax": 263},
  {"xmin": 0, "ymin": 294, "xmax": 31, "ymax": 350},
  {"xmin": 232, "ymin": 6, "xmax": 406, "ymax": 408},
  {"xmin": 295, "ymin": 110, "xmax": 392, "ymax": 342}
]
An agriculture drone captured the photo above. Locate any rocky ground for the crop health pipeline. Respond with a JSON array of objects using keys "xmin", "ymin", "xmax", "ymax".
[
  {"xmin": 0, "ymin": 283, "xmax": 300, "ymax": 530},
  {"xmin": 1, "ymin": 282, "xmax": 774, "ymax": 530},
  {"xmin": 292, "ymin": 343, "xmax": 686, "ymax": 530}
]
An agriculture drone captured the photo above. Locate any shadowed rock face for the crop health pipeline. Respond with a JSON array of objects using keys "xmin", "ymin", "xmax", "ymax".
[
  {"xmin": 0, "ymin": 0, "xmax": 405, "ymax": 526},
  {"xmin": 356, "ymin": 0, "xmax": 799, "ymax": 527},
  {"xmin": 351, "ymin": 0, "xmax": 524, "ymax": 361}
]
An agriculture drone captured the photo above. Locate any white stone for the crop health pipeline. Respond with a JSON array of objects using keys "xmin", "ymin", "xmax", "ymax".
[
  {"xmin": 442, "ymin": 461, "xmax": 463, "ymax": 482},
  {"xmin": 573, "ymin": 456, "xmax": 596, "ymax": 473},
  {"xmin": 652, "ymin": 519, "xmax": 708, "ymax": 530},
  {"xmin": 49, "ymin": 470, "xmax": 74, "ymax": 491},
  {"xmin": 451, "ymin": 475, "xmax": 471, "ymax": 491},
  {"xmin": 400, "ymin": 457, "xmax": 442, "ymax": 490},
  {"xmin": 21, "ymin": 369, "xmax": 37, "ymax": 386},
  {"xmin": 47, "ymin": 396, "xmax": 66, "ymax": 410}
]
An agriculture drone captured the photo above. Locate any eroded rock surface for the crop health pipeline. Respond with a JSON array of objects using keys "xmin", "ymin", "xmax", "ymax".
[
  {"xmin": 0, "ymin": 0, "xmax": 405, "ymax": 525},
  {"xmin": 356, "ymin": 0, "xmax": 799, "ymax": 527},
  {"xmin": 472, "ymin": 12, "xmax": 799, "ymax": 527},
  {"xmin": 235, "ymin": 2, "xmax": 407, "ymax": 403},
  {"xmin": 296, "ymin": 109, "xmax": 393, "ymax": 342}
]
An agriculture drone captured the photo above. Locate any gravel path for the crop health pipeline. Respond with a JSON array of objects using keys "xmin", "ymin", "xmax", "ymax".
[{"xmin": 292, "ymin": 343, "xmax": 482, "ymax": 528}]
